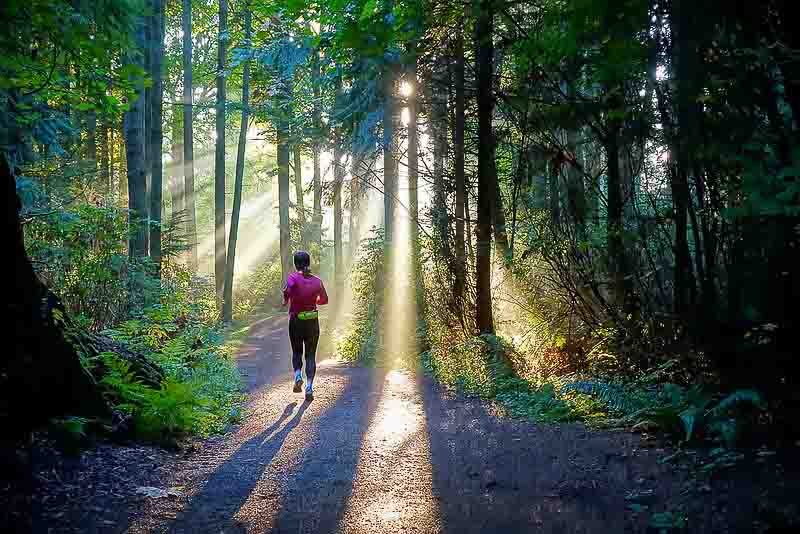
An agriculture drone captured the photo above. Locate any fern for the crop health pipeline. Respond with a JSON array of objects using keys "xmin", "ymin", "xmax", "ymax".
[{"xmin": 560, "ymin": 380, "xmax": 650, "ymax": 414}]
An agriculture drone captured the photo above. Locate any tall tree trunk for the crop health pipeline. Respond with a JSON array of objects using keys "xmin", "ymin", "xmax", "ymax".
[
  {"xmin": 566, "ymin": 127, "xmax": 586, "ymax": 233},
  {"xmin": 333, "ymin": 154, "xmax": 343, "ymax": 290},
  {"xmin": 605, "ymin": 98, "xmax": 631, "ymax": 315},
  {"xmin": 214, "ymin": 0, "xmax": 228, "ymax": 305},
  {"xmin": 142, "ymin": 9, "xmax": 151, "ymax": 256},
  {"xmin": 492, "ymin": 164, "xmax": 510, "ymax": 261},
  {"xmin": 87, "ymin": 111, "xmax": 97, "ymax": 177},
  {"xmin": 182, "ymin": 0, "xmax": 198, "ymax": 271},
  {"xmin": 475, "ymin": 0, "xmax": 495, "ymax": 334},
  {"xmin": 431, "ymin": 65, "xmax": 450, "ymax": 262},
  {"xmin": 549, "ymin": 159, "xmax": 560, "ymax": 226},
  {"xmin": 222, "ymin": 2, "xmax": 251, "ymax": 323},
  {"xmin": 124, "ymin": 17, "xmax": 147, "ymax": 260},
  {"xmin": 453, "ymin": 29, "xmax": 467, "ymax": 302},
  {"xmin": 278, "ymin": 98, "xmax": 292, "ymax": 281},
  {"xmin": 349, "ymin": 140, "xmax": 362, "ymax": 260},
  {"xmin": 383, "ymin": 66, "xmax": 396, "ymax": 245},
  {"xmin": 149, "ymin": 0, "xmax": 165, "ymax": 276},
  {"xmin": 333, "ymin": 76, "xmax": 344, "ymax": 290},
  {"xmin": 170, "ymin": 105, "xmax": 184, "ymax": 226},
  {"xmin": 294, "ymin": 143, "xmax": 306, "ymax": 247},
  {"xmin": 671, "ymin": 0, "xmax": 697, "ymax": 319},
  {"xmin": 100, "ymin": 116, "xmax": 110, "ymax": 193},
  {"xmin": 312, "ymin": 50, "xmax": 323, "ymax": 259},
  {"xmin": 407, "ymin": 44, "xmax": 419, "ymax": 258}
]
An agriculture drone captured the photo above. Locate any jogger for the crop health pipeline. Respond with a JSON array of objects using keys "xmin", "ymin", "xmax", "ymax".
[{"xmin": 282, "ymin": 250, "xmax": 328, "ymax": 401}]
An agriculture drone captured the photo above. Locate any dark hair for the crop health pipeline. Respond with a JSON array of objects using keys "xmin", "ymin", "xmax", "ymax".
[{"xmin": 293, "ymin": 250, "xmax": 312, "ymax": 276}]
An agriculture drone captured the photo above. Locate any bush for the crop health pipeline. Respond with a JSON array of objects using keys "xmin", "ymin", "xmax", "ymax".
[
  {"xmin": 337, "ymin": 231, "xmax": 386, "ymax": 363},
  {"xmin": 231, "ymin": 258, "xmax": 284, "ymax": 320},
  {"xmin": 86, "ymin": 273, "xmax": 244, "ymax": 442}
]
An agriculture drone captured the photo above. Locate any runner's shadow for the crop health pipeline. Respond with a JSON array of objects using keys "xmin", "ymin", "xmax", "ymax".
[
  {"xmin": 265, "ymin": 365, "xmax": 387, "ymax": 534},
  {"xmin": 166, "ymin": 401, "xmax": 309, "ymax": 533}
]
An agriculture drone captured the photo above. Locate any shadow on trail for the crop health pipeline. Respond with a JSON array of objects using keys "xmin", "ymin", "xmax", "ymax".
[
  {"xmin": 262, "ymin": 364, "xmax": 387, "ymax": 534},
  {"xmin": 418, "ymin": 375, "xmax": 644, "ymax": 534},
  {"xmin": 165, "ymin": 400, "xmax": 309, "ymax": 533}
]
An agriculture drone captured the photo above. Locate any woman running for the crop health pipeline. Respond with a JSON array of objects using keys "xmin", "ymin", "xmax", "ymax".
[{"xmin": 282, "ymin": 250, "xmax": 328, "ymax": 401}]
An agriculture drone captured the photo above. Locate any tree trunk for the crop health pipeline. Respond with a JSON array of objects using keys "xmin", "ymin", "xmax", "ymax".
[
  {"xmin": 294, "ymin": 143, "xmax": 306, "ymax": 247},
  {"xmin": 124, "ymin": 16, "xmax": 147, "ymax": 260},
  {"xmin": 214, "ymin": 0, "xmax": 228, "ymax": 306},
  {"xmin": 671, "ymin": 0, "xmax": 697, "ymax": 319},
  {"xmin": 100, "ymin": 116, "xmax": 110, "ymax": 193},
  {"xmin": 605, "ymin": 99, "xmax": 632, "ymax": 315},
  {"xmin": 170, "ymin": 105, "xmax": 184, "ymax": 226},
  {"xmin": 492, "ymin": 163, "xmax": 510, "ymax": 261},
  {"xmin": 3, "ymin": 154, "xmax": 106, "ymax": 440},
  {"xmin": 349, "ymin": 140, "xmax": 362, "ymax": 260},
  {"xmin": 182, "ymin": 0, "xmax": 198, "ymax": 271},
  {"xmin": 222, "ymin": 2, "xmax": 250, "ymax": 323},
  {"xmin": 432, "ymin": 65, "xmax": 450, "ymax": 262},
  {"xmin": 278, "ymin": 103, "xmax": 292, "ymax": 281},
  {"xmin": 142, "ymin": 9, "xmax": 151, "ymax": 257},
  {"xmin": 87, "ymin": 111, "xmax": 97, "ymax": 177},
  {"xmin": 475, "ymin": 0, "xmax": 495, "ymax": 334},
  {"xmin": 312, "ymin": 50, "xmax": 323, "ymax": 259},
  {"xmin": 149, "ymin": 0, "xmax": 165, "ymax": 276},
  {"xmin": 549, "ymin": 159, "xmax": 560, "ymax": 226},
  {"xmin": 453, "ymin": 29, "xmax": 467, "ymax": 302},
  {"xmin": 333, "ymin": 76, "xmax": 344, "ymax": 290},
  {"xmin": 407, "ymin": 45, "xmax": 419, "ymax": 261},
  {"xmin": 333, "ymin": 157, "xmax": 343, "ymax": 290},
  {"xmin": 383, "ymin": 66, "xmax": 396, "ymax": 245},
  {"xmin": 566, "ymin": 127, "xmax": 586, "ymax": 232}
]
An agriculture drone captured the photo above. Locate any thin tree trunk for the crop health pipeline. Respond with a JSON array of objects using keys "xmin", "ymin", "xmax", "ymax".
[
  {"xmin": 671, "ymin": 0, "xmax": 697, "ymax": 318},
  {"xmin": 124, "ymin": 17, "xmax": 147, "ymax": 260},
  {"xmin": 349, "ymin": 140, "xmax": 362, "ymax": 260},
  {"xmin": 278, "ymin": 98, "xmax": 292, "ymax": 281},
  {"xmin": 566, "ymin": 127, "xmax": 586, "ymax": 233},
  {"xmin": 333, "ymin": 75, "xmax": 344, "ymax": 290},
  {"xmin": 214, "ymin": 0, "xmax": 228, "ymax": 305},
  {"xmin": 294, "ymin": 144, "xmax": 306, "ymax": 247},
  {"xmin": 142, "ymin": 7, "xmax": 151, "ymax": 256},
  {"xmin": 312, "ymin": 50, "xmax": 323, "ymax": 258},
  {"xmin": 453, "ymin": 29, "xmax": 467, "ymax": 302},
  {"xmin": 605, "ymin": 99, "xmax": 631, "ymax": 314},
  {"xmin": 475, "ymin": 0, "xmax": 495, "ymax": 334},
  {"xmin": 182, "ymin": 0, "xmax": 197, "ymax": 271},
  {"xmin": 149, "ymin": 0, "xmax": 165, "ymax": 276},
  {"xmin": 100, "ymin": 117, "xmax": 110, "ymax": 193},
  {"xmin": 432, "ymin": 65, "xmax": 450, "ymax": 261},
  {"xmin": 408, "ymin": 46, "xmax": 419, "ymax": 261},
  {"xmin": 549, "ymin": 159, "xmax": 560, "ymax": 226},
  {"xmin": 222, "ymin": 2, "xmax": 250, "ymax": 323},
  {"xmin": 383, "ymin": 66, "xmax": 396, "ymax": 245},
  {"xmin": 170, "ymin": 106, "xmax": 184, "ymax": 225},
  {"xmin": 87, "ymin": 111, "xmax": 97, "ymax": 175},
  {"xmin": 492, "ymin": 165, "xmax": 510, "ymax": 261}
]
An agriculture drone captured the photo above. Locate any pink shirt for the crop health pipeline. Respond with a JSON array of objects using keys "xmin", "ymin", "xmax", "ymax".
[{"xmin": 283, "ymin": 271, "xmax": 328, "ymax": 317}]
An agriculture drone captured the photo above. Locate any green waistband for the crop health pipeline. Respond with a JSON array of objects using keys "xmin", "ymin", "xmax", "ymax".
[{"xmin": 296, "ymin": 310, "xmax": 318, "ymax": 320}]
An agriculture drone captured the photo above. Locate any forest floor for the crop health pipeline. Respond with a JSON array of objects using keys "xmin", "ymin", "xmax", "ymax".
[{"xmin": 11, "ymin": 313, "xmax": 800, "ymax": 533}]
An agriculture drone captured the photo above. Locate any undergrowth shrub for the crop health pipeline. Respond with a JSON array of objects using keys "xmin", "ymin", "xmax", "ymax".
[
  {"xmin": 232, "ymin": 257, "xmax": 284, "ymax": 320},
  {"xmin": 94, "ymin": 277, "xmax": 243, "ymax": 440},
  {"xmin": 337, "ymin": 231, "xmax": 385, "ymax": 363}
]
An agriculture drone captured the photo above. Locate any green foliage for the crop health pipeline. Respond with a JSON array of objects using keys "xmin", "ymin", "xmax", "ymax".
[
  {"xmin": 337, "ymin": 230, "xmax": 386, "ymax": 363},
  {"xmin": 231, "ymin": 258, "xmax": 284, "ymax": 321}
]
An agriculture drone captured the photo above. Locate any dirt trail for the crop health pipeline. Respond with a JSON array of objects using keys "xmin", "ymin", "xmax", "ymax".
[{"xmin": 23, "ymin": 314, "xmax": 786, "ymax": 533}]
